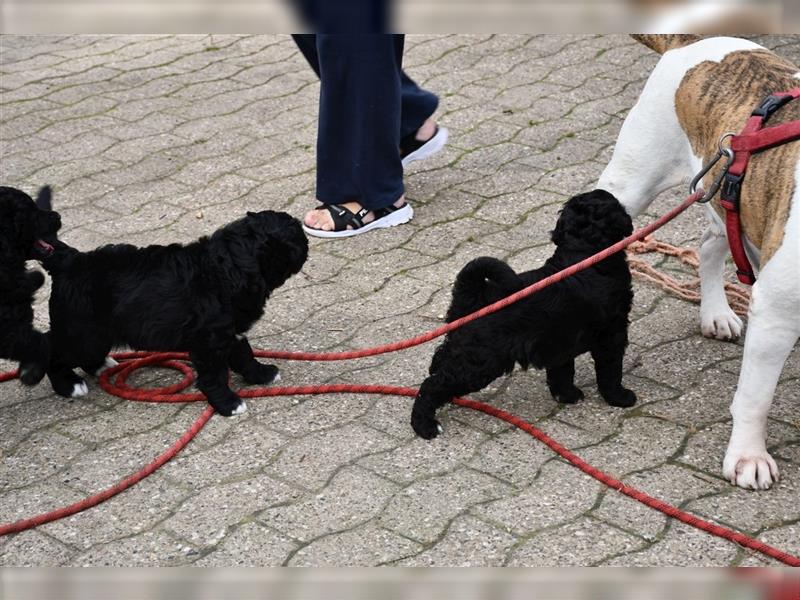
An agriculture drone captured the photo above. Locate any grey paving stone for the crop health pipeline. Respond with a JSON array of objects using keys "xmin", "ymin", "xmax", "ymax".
[
  {"xmin": 476, "ymin": 460, "xmax": 601, "ymax": 536},
  {"xmin": 289, "ymin": 523, "xmax": 421, "ymax": 566},
  {"xmin": 395, "ymin": 514, "xmax": 517, "ymax": 567},
  {"xmin": 507, "ymin": 516, "xmax": 644, "ymax": 566},
  {"xmin": 380, "ymin": 469, "xmax": 514, "ymax": 543},
  {"xmin": 0, "ymin": 530, "xmax": 74, "ymax": 567},
  {"xmin": 261, "ymin": 466, "xmax": 400, "ymax": 543},
  {"xmin": 163, "ymin": 474, "xmax": 300, "ymax": 548},
  {"xmin": 193, "ymin": 522, "xmax": 297, "ymax": 567},
  {"xmin": 68, "ymin": 530, "xmax": 195, "ymax": 566},
  {"xmin": 576, "ymin": 417, "xmax": 687, "ymax": 478},
  {"xmin": 267, "ymin": 423, "xmax": 398, "ymax": 489},
  {"xmin": 601, "ymin": 521, "xmax": 739, "ymax": 567},
  {"xmin": 40, "ymin": 474, "xmax": 189, "ymax": 550}
]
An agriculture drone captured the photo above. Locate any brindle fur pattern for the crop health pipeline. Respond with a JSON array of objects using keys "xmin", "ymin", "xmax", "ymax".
[{"xmin": 675, "ymin": 49, "xmax": 799, "ymax": 264}]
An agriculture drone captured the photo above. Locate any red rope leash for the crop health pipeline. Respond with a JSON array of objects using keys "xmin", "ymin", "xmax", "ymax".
[
  {"xmin": 263, "ymin": 191, "xmax": 706, "ymax": 361},
  {"xmin": 2, "ymin": 189, "xmax": 797, "ymax": 566},
  {"xmin": 0, "ymin": 404, "xmax": 214, "ymax": 536}
]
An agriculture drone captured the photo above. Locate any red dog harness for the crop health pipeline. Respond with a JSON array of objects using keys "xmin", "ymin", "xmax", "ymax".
[{"xmin": 721, "ymin": 88, "xmax": 800, "ymax": 284}]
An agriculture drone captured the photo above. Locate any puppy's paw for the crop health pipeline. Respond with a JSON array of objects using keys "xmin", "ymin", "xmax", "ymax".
[
  {"xmin": 19, "ymin": 361, "xmax": 47, "ymax": 386},
  {"xmin": 551, "ymin": 386, "xmax": 584, "ymax": 404},
  {"xmin": 242, "ymin": 363, "xmax": 280, "ymax": 385},
  {"xmin": 411, "ymin": 415, "xmax": 443, "ymax": 440},
  {"xmin": 723, "ymin": 447, "xmax": 779, "ymax": 490},
  {"xmin": 71, "ymin": 381, "xmax": 89, "ymax": 398},
  {"xmin": 700, "ymin": 306, "xmax": 743, "ymax": 341},
  {"xmin": 604, "ymin": 388, "xmax": 637, "ymax": 408},
  {"xmin": 51, "ymin": 372, "xmax": 88, "ymax": 398},
  {"xmin": 211, "ymin": 392, "xmax": 247, "ymax": 417}
]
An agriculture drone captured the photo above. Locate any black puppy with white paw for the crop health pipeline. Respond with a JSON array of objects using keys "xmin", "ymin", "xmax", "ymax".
[
  {"xmin": 0, "ymin": 186, "xmax": 61, "ymax": 385},
  {"xmin": 411, "ymin": 190, "xmax": 637, "ymax": 439},
  {"xmin": 35, "ymin": 191, "xmax": 308, "ymax": 416}
]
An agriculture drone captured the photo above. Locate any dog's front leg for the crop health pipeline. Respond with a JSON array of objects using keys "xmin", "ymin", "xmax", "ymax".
[
  {"xmin": 699, "ymin": 215, "xmax": 743, "ymax": 340},
  {"xmin": 546, "ymin": 360, "xmax": 584, "ymax": 404},
  {"xmin": 228, "ymin": 335, "xmax": 279, "ymax": 385},
  {"xmin": 590, "ymin": 332, "xmax": 636, "ymax": 408},
  {"xmin": 14, "ymin": 328, "xmax": 49, "ymax": 386},
  {"xmin": 190, "ymin": 346, "xmax": 247, "ymax": 416},
  {"xmin": 722, "ymin": 261, "xmax": 799, "ymax": 489}
]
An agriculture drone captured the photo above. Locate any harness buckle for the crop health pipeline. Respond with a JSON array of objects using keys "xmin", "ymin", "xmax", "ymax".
[
  {"xmin": 752, "ymin": 93, "xmax": 794, "ymax": 122},
  {"xmin": 720, "ymin": 173, "xmax": 743, "ymax": 210}
]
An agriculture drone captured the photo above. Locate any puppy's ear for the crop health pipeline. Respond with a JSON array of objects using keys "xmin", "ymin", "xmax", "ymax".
[{"xmin": 35, "ymin": 186, "xmax": 52, "ymax": 211}]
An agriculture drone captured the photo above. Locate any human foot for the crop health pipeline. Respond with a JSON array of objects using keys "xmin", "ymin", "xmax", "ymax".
[
  {"xmin": 401, "ymin": 119, "xmax": 448, "ymax": 167},
  {"xmin": 302, "ymin": 197, "xmax": 412, "ymax": 239}
]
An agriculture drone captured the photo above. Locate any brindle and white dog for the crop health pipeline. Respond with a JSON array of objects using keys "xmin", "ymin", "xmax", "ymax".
[{"xmin": 599, "ymin": 35, "xmax": 799, "ymax": 490}]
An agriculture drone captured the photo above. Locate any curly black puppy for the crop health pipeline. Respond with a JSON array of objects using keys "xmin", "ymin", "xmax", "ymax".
[
  {"xmin": 0, "ymin": 186, "xmax": 61, "ymax": 385},
  {"xmin": 35, "ymin": 191, "xmax": 308, "ymax": 416},
  {"xmin": 411, "ymin": 189, "xmax": 637, "ymax": 439}
]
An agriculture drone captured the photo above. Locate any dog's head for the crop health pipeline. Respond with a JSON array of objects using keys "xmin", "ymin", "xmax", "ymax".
[
  {"xmin": 213, "ymin": 210, "xmax": 308, "ymax": 291},
  {"xmin": 0, "ymin": 186, "xmax": 62, "ymax": 263},
  {"xmin": 551, "ymin": 190, "xmax": 633, "ymax": 251}
]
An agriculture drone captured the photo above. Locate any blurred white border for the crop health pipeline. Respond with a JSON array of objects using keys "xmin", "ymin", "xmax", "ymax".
[
  {"xmin": 2, "ymin": 567, "xmax": 793, "ymax": 600},
  {"xmin": 0, "ymin": 0, "xmax": 790, "ymax": 33}
]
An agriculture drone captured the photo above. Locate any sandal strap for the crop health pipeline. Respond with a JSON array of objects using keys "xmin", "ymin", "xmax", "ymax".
[
  {"xmin": 312, "ymin": 202, "xmax": 407, "ymax": 233},
  {"xmin": 372, "ymin": 202, "xmax": 404, "ymax": 220},
  {"xmin": 318, "ymin": 204, "xmax": 370, "ymax": 232}
]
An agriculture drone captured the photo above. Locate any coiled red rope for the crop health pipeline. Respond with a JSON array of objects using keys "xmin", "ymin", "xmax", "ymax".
[{"xmin": 2, "ymin": 189, "xmax": 798, "ymax": 566}]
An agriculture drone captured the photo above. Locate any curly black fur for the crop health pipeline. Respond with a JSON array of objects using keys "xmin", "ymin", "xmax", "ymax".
[
  {"xmin": 0, "ymin": 186, "xmax": 61, "ymax": 385},
  {"xmin": 36, "ymin": 194, "xmax": 308, "ymax": 416},
  {"xmin": 411, "ymin": 189, "xmax": 637, "ymax": 439}
]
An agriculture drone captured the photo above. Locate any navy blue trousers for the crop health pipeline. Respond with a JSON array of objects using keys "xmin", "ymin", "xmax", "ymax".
[{"xmin": 292, "ymin": 34, "xmax": 439, "ymax": 210}]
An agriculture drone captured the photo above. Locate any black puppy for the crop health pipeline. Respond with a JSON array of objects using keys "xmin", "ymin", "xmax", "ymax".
[
  {"xmin": 0, "ymin": 186, "xmax": 61, "ymax": 385},
  {"xmin": 35, "ymin": 192, "xmax": 308, "ymax": 416},
  {"xmin": 411, "ymin": 189, "xmax": 637, "ymax": 439}
]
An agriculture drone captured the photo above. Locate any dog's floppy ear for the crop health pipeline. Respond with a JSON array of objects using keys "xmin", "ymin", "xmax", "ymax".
[{"xmin": 35, "ymin": 186, "xmax": 52, "ymax": 211}]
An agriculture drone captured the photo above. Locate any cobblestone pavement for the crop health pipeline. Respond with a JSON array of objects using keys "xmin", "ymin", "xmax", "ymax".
[{"xmin": 1, "ymin": 34, "xmax": 798, "ymax": 567}]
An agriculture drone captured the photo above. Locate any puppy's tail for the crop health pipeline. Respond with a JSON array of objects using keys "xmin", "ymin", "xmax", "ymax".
[
  {"xmin": 446, "ymin": 257, "xmax": 522, "ymax": 323},
  {"xmin": 630, "ymin": 34, "xmax": 701, "ymax": 54}
]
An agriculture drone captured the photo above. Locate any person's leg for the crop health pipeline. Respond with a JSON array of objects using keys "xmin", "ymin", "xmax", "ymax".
[
  {"xmin": 396, "ymin": 36, "xmax": 439, "ymax": 140},
  {"xmin": 394, "ymin": 37, "xmax": 447, "ymax": 168},
  {"xmin": 303, "ymin": 34, "xmax": 407, "ymax": 234},
  {"xmin": 291, "ymin": 34, "xmax": 320, "ymax": 77}
]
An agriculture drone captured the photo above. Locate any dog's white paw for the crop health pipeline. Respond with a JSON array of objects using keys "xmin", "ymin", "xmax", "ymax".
[
  {"xmin": 723, "ymin": 447, "xmax": 779, "ymax": 490},
  {"xmin": 71, "ymin": 381, "xmax": 89, "ymax": 398},
  {"xmin": 93, "ymin": 357, "xmax": 119, "ymax": 376},
  {"xmin": 700, "ymin": 307, "xmax": 743, "ymax": 341},
  {"xmin": 436, "ymin": 423, "xmax": 443, "ymax": 434},
  {"xmin": 231, "ymin": 401, "xmax": 248, "ymax": 416},
  {"xmin": 272, "ymin": 372, "xmax": 281, "ymax": 383}
]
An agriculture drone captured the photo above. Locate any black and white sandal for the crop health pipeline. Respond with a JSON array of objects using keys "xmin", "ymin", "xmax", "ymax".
[
  {"xmin": 400, "ymin": 126, "xmax": 449, "ymax": 168},
  {"xmin": 302, "ymin": 202, "xmax": 413, "ymax": 239}
]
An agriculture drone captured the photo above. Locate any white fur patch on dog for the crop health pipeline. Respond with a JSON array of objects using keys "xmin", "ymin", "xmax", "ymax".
[
  {"xmin": 71, "ymin": 382, "xmax": 89, "ymax": 397},
  {"xmin": 272, "ymin": 372, "xmax": 281, "ymax": 384},
  {"xmin": 231, "ymin": 401, "xmax": 248, "ymax": 416}
]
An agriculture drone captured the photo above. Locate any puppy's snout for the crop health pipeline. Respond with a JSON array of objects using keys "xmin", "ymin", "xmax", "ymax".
[{"xmin": 42, "ymin": 211, "xmax": 61, "ymax": 234}]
